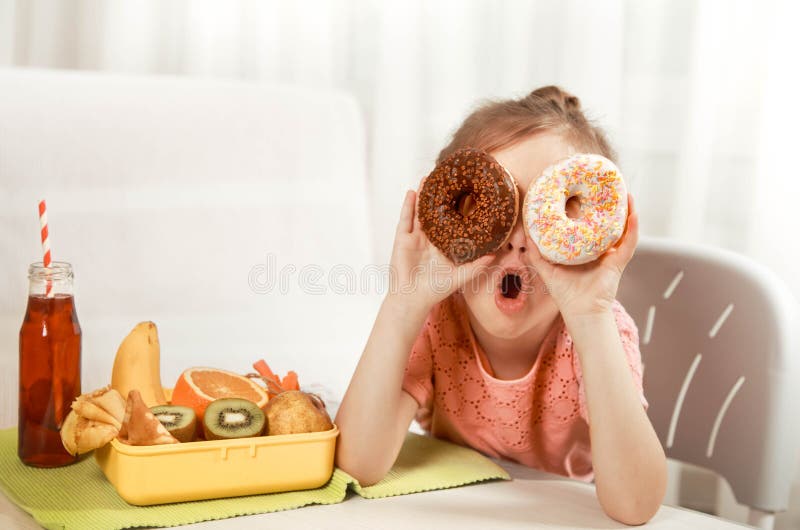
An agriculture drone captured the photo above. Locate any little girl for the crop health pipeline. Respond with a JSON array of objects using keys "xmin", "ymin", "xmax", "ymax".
[{"xmin": 335, "ymin": 86, "xmax": 667, "ymax": 525}]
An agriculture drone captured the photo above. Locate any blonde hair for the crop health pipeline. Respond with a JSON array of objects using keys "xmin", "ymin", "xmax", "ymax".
[{"xmin": 437, "ymin": 86, "xmax": 615, "ymax": 164}]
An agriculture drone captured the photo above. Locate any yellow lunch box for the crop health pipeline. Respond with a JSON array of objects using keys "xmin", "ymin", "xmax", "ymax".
[{"xmin": 95, "ymin": 425, "xmax": 338, "ymax": 505}]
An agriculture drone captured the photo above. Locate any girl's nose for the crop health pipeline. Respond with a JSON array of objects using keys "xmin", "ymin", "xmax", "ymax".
[{"xmin": 503, "ymin": 216, "xmax": 528, "ymax": 254}]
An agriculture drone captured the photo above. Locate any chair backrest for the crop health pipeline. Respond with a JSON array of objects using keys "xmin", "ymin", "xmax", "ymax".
[
  {"xmin": 617, "ymin": 237, "xmax": 800, "ymax": 512},
  {"xmin": 0, "ymin": 68, "xmax": 378, "ymax": 413}
]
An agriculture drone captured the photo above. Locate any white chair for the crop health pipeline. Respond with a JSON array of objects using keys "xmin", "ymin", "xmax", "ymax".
[
  {"xmin": 0, "ymin": 68, "xmax": 380, "ymax": 425},
  {"xmin": 617, "ymin": 237, "xmax": 800, "ymax": 530}
]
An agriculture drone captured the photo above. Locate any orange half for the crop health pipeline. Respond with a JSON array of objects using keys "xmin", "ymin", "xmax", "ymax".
[{"xmin": 170, "ymin": 367, "xmax": 269, "ymax": 427}]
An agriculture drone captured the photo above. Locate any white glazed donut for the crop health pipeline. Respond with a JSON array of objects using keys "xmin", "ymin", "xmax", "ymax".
[{"xmin": 523, "ymin": 153, "xmax": 628, "ymax": 265}]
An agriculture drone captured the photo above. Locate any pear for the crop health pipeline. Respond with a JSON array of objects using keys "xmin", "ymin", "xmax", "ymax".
[{"xmin": 264, "ymin": 391, "xmax": 333, "ymax": 435}]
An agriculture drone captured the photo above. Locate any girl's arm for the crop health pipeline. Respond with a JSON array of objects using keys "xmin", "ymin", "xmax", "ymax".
[
  {"xmin": 335, "ymin": 190, "xmax": 493, "ymax": 486},
  {"xmin": 527, "ymin": 195, "xmax": 667, "ymax": 524},
  {"xmin": 564, "ymin": 310, "xmax": 666, "ymax": 525},
  {"xmin": 334, "ymin": 296, "xmax": 427, "ymax": 485}
]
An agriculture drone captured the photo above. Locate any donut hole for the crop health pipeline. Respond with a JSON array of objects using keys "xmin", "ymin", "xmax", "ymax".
[
  {"xmin": 455, "ymin": 192, "xmax": 479, "ymax": 218},
  {"xmin": 565, "ymin": 195, "xmax": 582, "ymax": 219}
]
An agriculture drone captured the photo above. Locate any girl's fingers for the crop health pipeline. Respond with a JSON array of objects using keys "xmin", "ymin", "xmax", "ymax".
[
  {"xmin": 443, "ymin": 251, "xmax": 493, "ymax": 275},
  {"xmin": 610, "ymin": 194, "xmax": 633, "ymax": 249},
  {"xmin": 605, "ymin": 194, "xmax": 639, "ymax": 269},
  {"xmin": 412, "ymin": 192, "xmax": 423, "ymax": 234},
  {"xmin": 396, "ymin": 190, "xmax": 416, "ymax": 236},
  {"xmin": 412, "ymin": 175, "xmax": 429, "ymax": 234},
  {"xmin": 456, "ymin": 253, "xmax": 495, "ymax": 291},
  {"xmin": 615, "ymin": 211, "xmax": 639, "ymax": 265},
  {"xmin": 462, "ymin": 253, "xmax": 495, "ymax": 274},
  {"xmin": 524, "ymin": 238, "xmax": 554, "ymax": 279}
]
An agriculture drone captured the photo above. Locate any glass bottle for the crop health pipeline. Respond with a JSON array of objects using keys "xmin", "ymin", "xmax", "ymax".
[{"xmin": 18, "ymin": 262, "xmax": 82, "ymax": 467}]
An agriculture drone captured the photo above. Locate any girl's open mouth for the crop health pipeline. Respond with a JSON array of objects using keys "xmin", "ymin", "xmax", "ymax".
[
  {"xmin": 501, "ymin": 273, "xmax": 522, "ymax": 299},
  {"xmin": 494, "ymin": 270, "xmax": 528, "ymax": 315}
]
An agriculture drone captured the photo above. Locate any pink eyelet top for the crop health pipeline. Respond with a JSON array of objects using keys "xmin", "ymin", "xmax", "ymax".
[{"xmin": 402, "ymin": 294, "xmax": 647, "ymax": 482}]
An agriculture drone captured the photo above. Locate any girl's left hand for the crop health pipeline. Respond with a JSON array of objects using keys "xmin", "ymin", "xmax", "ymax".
[{"xmin": 526, "ymin": 194, "xmax": 639, "ymax": 317}]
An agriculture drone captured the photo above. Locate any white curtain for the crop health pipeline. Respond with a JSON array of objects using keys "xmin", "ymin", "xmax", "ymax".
[{"xmin": 2, "ymin": 0, "xmax": 798, "ymax": 296}]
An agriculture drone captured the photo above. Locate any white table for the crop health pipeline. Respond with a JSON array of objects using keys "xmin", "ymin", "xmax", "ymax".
[
  {"xmin": 0, "ymin": 446, "xmax": 754, "ymax": 529},
  {"xmin": 183, "ymin": 462, "xmax": 754, "ymax": 530}
]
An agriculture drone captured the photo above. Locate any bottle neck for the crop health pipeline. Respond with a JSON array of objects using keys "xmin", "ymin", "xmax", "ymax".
[{"xmin": 28, "ymin": 262, "xmax": 74, "ymax": 297}]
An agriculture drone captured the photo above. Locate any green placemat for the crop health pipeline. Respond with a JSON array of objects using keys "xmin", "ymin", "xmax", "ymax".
[
  {"xmin": 352, "ymin": 433, "xmax": 509, "ymax": 498},
  {"xmin": 0, "ymin": 428, "xmax": 509, "ymax": 529}
]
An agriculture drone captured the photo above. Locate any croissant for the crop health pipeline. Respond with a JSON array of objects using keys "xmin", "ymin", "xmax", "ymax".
[{"xmin": 60, "ymin": 386, "xmax": 126, "ymax": 456}]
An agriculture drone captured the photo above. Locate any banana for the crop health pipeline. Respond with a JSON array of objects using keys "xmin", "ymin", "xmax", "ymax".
[{"xmin": 111, "ymin": 321, "xmax": 168, "ymax": 407}]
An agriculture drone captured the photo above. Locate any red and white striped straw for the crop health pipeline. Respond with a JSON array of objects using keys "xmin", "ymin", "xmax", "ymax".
[{"xmin": 38, "ymin": 200, "xmax": 53, "ymax": 298}]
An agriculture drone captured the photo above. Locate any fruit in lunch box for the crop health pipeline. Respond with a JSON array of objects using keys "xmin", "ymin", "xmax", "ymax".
[
  {"xmin": 151, "ymin": 405, "xmax": 197, "ymax": 443},
  {"xmin": 264, "ymin": 390, "xmax": 333, "ymax": 436},
  {"xmin": 117, "ymin": 390, "xmax": 179, "ymax": 446},
  {"xmin": 171, "ymin": 367, "xmax": 269, "ymax": 437},
  {"xmin": 202, "ymin": 398, "xmax": 266, "ymax": 440},
  {"xmin": 60, "ymin": 386, "xmax": 127, "ymax": 455},
  {"xmin": 111, "ymin": 322, "xmax": 168, "ymax": 407}
]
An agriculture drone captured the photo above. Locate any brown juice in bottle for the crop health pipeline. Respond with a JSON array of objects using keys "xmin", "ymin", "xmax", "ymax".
[{"xmin": 18, "ymin": 263, "xmax": 81, "ymax": 467}]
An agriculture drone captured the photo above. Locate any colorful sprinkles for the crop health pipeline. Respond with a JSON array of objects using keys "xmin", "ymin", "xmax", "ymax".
[{"xmin": 523, "ymin": 153, "xmax": 627, "ymax": 265}]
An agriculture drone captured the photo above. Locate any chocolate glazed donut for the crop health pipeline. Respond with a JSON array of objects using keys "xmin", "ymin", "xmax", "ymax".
[{"xmin": 417, "ymin": 148, "xmax": 519, "ymax": 264}]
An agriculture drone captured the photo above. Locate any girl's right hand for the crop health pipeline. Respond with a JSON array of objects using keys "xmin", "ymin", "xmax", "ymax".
[{"xmin": 388, "ymin": 190, "xmax": 494, "ymax": 312}]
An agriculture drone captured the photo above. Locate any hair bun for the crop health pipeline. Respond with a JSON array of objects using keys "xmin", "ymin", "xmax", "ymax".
[{"xmin": 529, "ymin": 85, "xmax": 582, "ymax": 115}]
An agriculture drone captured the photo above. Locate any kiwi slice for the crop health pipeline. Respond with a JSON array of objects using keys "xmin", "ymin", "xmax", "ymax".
[
  {"xmin": 203, "ymin": 398, "xmax": 265, "ymax": 440},
  {"xmin": 150, "ymin": 405, "xmax": 197, "ymax": 443}
]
